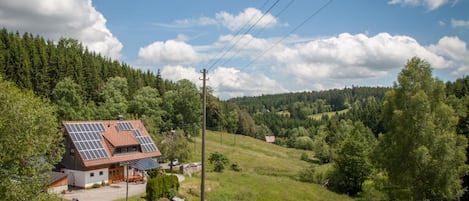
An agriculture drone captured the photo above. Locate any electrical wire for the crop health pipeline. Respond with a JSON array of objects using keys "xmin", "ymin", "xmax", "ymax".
[
  {"xmin": 219, "ymin": 0, "xmax": 295, "ymax": 67},
  {"xmin": 206, "ymin": 0, "xmax": 281, "ymax": 71},
  {"xmin": 241, "ymin": 0, "xmax": 333, "ymax": 71}
]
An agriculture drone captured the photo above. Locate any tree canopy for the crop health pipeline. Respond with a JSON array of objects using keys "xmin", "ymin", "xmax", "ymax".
[
  {"xmin": 375, "ymin": 57, "xmax": 468, "ymax": 200},
  {"xmin": 0, "ymin": 77, "xmax": 63, "ymax": 201}
]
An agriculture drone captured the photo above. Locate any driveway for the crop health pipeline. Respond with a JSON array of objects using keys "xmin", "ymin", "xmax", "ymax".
[
  {"xmin": 61, "ymin": 182, "xmax": 146, "ymax": 201},
  {"xmin": 60, "ymin": 175, "xmax": 185, "ymax": 201}
]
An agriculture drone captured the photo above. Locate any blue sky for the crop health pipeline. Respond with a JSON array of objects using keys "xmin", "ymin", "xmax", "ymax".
[{"xmin": 0, "ymin": 0, "xmax": 468, "ymax": 98}]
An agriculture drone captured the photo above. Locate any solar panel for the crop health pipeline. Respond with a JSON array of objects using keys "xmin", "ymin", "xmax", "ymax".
[
  {"xmin": 64, "ymin": 122, "xmax": 108, "ymax": 161},
  {"xmin": 132, "ymin": 130, "xmax": 142, "ymax": 137},
  {"xmin": 137, "ymin": 136, "xmax": 157, "ymax": 153},
  {"xmin": 117, "ymin": 122, "xmax": 134, "ymax": 131}
]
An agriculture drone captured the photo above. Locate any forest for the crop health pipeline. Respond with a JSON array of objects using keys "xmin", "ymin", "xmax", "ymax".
[{"xmin": 1, "ymin": 27, "xmax": 469, "ymax": 200}]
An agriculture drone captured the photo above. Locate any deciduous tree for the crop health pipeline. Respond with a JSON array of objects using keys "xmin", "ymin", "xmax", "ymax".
[
  {"xmin": 375, "ymin": 57, "xmax": 467, "ymax": 200},
  {"xmin": 0, "ymin": 77, "xmax": 63, "ymax": 200}
]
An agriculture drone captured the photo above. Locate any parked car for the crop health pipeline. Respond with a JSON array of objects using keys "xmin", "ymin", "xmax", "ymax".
[{"xmin": 169, "ymin": 159, "xmax": 179, "ymax": 166}]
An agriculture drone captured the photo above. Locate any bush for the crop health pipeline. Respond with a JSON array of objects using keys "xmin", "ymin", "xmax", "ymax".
[
  {"xmin": 147, "ymin": 167, "xmax": 165, "ymax": 178},
  {"xmin": 208, "ymin": 152, "xmax": 229, "ymax": 172},
  {"xmin": 91, "ymin": 183, "xmax": 101, "ymax": 188},
  {"xmin": 298, "ymin": 164, "xmax": 334, "ymax": 185},
  {"xmin": 231, "ymin": 162, "xmax": 242, "ymax": 172},
  {"xmin": 298, "ymin": 166, "xmax": 316, "ymax": 183},
  {"xmin": 146, "ymin": 175, "xmax": 180, "ymax": 200},
  {"xmin": 300, "ymin": 152, "xmax": 309, "ymax": 161}
]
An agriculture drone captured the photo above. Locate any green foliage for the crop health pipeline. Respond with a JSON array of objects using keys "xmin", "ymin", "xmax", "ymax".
[
  {"xmin": 53, "ymin": 77, "xmax": 94, "ymax": 121},
  {"xmin": 146, "ymin": 175, "xmax": 180, "ymax": 200},
  {"xmin": 129, "ymin": 86, "xmax": 165, "ymax": 135},
  {"xmin": 98, "ymin": 77, "xmax": 129, "ymax": 119},
  {"xmin": 298, "ymin": 164, "xmax": 335, "ymax": 184},
  {"xmin": 294, "ymin": 136, "xmax": 314, "ymax": 150},
  {"xmin": 0, "ymin": 77, "xmax": 64, "ymax": 200},
  {"xmin": 329, "ymin": 122, "xmax": 376, "ymax": 196},
  {"xmin": 157, "ymin": 131, "xmax": 191, "ymax": 171},
  {"xmin": 375, "ymin": 57, "xmax": 468, "ymax": 200},
  {"xmin": 357, "ymin": 172, "xmax": 389, "ymax": 201},
  {"xmin": 163, "ymin": 79, "xmax": 201, "ymax": 136},
  {"xmin": 298, "ymin": 165, "xmax": 316, "ymax": 183},
  {"xmin": 208, "ymin": 152, "xmax": 229, "ymax": 172},
  {"xmin": 147, "ymin": 168, "xmax": 166, "ymax": 178},
  {"xmin": 231, "ymin": 162, "xmax": 242, "ymax": 172}
]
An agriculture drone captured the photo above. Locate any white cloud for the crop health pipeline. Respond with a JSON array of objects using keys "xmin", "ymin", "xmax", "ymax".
[
  {"xmin": 160, "ymin": 65, "xmax": 200, "ymax": 84},
  {"xmin": 0, "ymin": 0, "xmax": 122, "ymax": 59},
  {"xmin": 451, "ymin": 19, "xmax": 469, "ymax": 29},
  {"xmin": 264, "ymin": 33, "xmax": 450, "ymax": 84},
  {"xmin": 159, "ymin": 65, "xmax": 286, "ymax": 99},
  {"xmin": 138, "ymin": 40, "xmax": 206, "ymax": 65},
  {"xmin": 173, "ymin": 17, "xmax": 218, "ymax": 28},
  {"xmin": 216, "ymin": 7, "xmax": 279, "ymax": 31},
  {"xmin": 209, "ymin": 67, "xmax": 287, "ymax": 98},
  {"xmin": 153, "ymin": 32, "xmax": 466, "ymax": 98},
  {"xmin": 388, "ymin": 0, "xmax": 450, "ymax": 10},
  {"xmin": 428, "ymin": 36, "xmax": 469, "ymax": 74}
]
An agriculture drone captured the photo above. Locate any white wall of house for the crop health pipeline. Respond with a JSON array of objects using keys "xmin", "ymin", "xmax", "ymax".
[{"xmin": 63, "ymin": 168, "xmax": 109, "ymax": 188}]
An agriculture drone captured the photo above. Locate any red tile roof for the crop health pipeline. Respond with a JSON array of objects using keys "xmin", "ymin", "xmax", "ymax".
[{"xmin": 63, "ymin": 120, "xmax": 161, "ymax": 168}]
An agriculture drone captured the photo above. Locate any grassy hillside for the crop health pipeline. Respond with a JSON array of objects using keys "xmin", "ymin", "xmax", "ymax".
[
  {"xmin": 308, "ymin": 109, "xmax": 350, "ymax": 120},
  {"xmin": 178, "ymin": 131, "xmax": 352, "ymax": 201}
]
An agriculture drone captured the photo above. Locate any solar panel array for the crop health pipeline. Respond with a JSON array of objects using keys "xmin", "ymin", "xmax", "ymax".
[
  {"xmin": 65, "ymin": 123, "xmax": 109, "ymax": 161},
  {"xmin": 137, "ymin": 136, "xmax": 158, "ymax": 152},
  {"xmin": 117, "ymin": 121, "xmax": 158, "ymax": 153},
  {"xmin": 117, "ymin": 122, "xmax": 134, "ymax": 131}
]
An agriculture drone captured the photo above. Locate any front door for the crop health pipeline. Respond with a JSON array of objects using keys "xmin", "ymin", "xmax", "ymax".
[{"xmin": 108, "ymin": 165, "xmax": 124, "ymax": 184}]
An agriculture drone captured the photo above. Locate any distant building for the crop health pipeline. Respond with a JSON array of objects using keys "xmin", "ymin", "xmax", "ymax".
[
  {"xmin": 265, "ymin": 136, "xmax": 276, "ymax": 143},
  {"xmin": 59, "ymin": 120, "xmax": 161, "ymax": 188}
]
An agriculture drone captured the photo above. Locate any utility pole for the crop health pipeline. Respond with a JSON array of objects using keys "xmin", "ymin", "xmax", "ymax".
[{"xmin": 200, "ymin": 68, "xmax": 207, "ymax": 201}]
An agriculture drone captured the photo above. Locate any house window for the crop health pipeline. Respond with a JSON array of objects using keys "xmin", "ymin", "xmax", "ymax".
[
  {"xmin": 90, "ymin": 172, "xmax": 94, "ymax": 177},
  {"xmin": 99, "ymin": 171, "xmax": 103, "ymax": 176},
  {"xmin": 70, "ymin": 148, "xmax": 75, "ymax": 156}
]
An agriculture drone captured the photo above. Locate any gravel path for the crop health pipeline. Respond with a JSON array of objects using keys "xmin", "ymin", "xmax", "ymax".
[{"xmin": 60, "ymin": 174, "xmax": 185, "ymax": 201}]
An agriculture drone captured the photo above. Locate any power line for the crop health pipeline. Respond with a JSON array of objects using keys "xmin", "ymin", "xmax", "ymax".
[
  {"xmin": 207, "ymin": 0, "xmax": 281, "ymax": 71},
  {"xmin": 241, "ymin": 0, "xmax": 333, "ymax": 71},
  {"xmin": 200, "ymin": 0, "xmax": 271, "ymax": 73},
  {"xmin": 219, "ymin": 0, "xmax": 295, "ymax": 67}
]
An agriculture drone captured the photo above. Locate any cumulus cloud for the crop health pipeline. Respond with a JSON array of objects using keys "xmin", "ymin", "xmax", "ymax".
[
  {"xmin": 451, "ymin": 19, "xmax": 469, "ymax": 29},
  {"xmin": 138, "ymin": 40, "xmax": 207, "ymax": 65},
  {"xmin": 428, "ymin": 36, "xmax": 469, "ymax": 74},
  {"xmin": 160, "ymin": 65, "xmax": 200, "ymax": 84},
  {"xmin": 263, "ymin": 33, "xmax": 450, "ymax": 84},
  {"xmin": 388, "ymin": 0, "xmax": 450, "ymax": 10},
  {"xmin": 0, "ymin": 0, "xmax": 123, "ymax": 59},
  {"xmin": 216, "ymin": 7, "xmax": 279, "ymax": 31},
  {"xmin": 159, "ymin": 65, "xmax": 286, "ymax": 99},
  {"xmin": 209, "ymin": 67, "xmax": 287, "ymax": 98}
]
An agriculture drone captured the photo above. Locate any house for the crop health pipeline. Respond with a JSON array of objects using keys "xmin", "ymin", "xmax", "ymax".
[
  {"xmin": 265, "ymin": 135, "xmax": 276, "ymax": 143},
  {"xmin": 59, "ymin": 120, "xmax": 161, "ymax": 188},
  {"xmin": 47, "ymin": 171, "xmax": 68, "ymax": 194}
]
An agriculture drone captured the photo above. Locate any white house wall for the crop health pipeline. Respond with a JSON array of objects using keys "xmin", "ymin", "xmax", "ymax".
[{"xmin": 63, "ymin": 168, "xmax": 109, "ymax": 188}]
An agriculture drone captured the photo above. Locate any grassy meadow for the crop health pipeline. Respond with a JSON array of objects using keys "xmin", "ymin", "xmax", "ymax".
[{"xmin": 178, "ymin": 131, "xmax": 351, "ymax": 201}]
